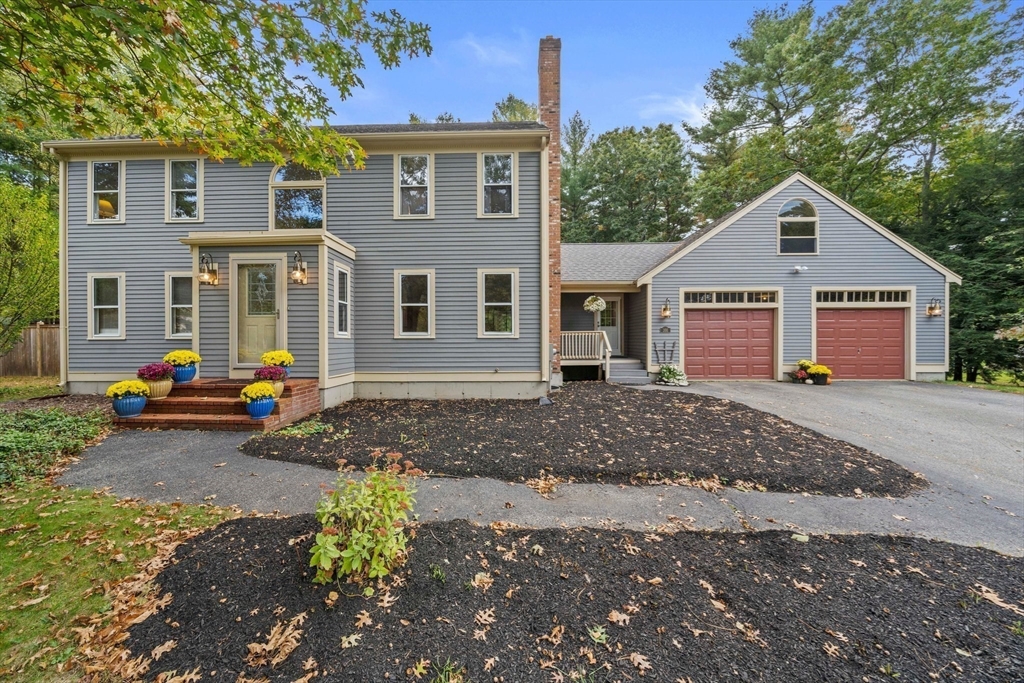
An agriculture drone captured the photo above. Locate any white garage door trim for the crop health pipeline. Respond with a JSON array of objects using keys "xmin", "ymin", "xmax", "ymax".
[
  {"xmin": 677, "ymin": 287, "xmax": 784, "ymax": 380},
  {"xmin": 810, "ymin": 286, "xmax": 915, "ymax": 380}
]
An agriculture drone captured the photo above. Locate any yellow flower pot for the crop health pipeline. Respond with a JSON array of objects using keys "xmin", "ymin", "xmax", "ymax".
[
  {"xmin": 272, "ymin": 381, "xmax": 285, "ymax": 399},
  {"xmin": 145, "ymin": 378, "xmax": 173, "ymax": 400}
]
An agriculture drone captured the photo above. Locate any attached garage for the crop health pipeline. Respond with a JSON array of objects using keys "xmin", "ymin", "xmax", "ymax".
[
  {"xmin": 816, "ymin": 309, "xmax": 906, "ymax": 379},
  {"xmin": 681, "ymin": 290, "xmax": 779, "ymax": 379}
]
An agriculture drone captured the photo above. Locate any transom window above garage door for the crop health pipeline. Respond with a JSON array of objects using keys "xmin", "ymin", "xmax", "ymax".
[
  {"xmin": 684, "ymin": 291, "xmax": 777, "ymax": 304},
  {"xmin": 816, "ymin": 290, "xmax": 909, "ymax": 303}
]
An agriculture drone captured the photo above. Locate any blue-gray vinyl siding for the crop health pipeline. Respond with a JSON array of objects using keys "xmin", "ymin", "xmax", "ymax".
[
  {"xmin": 624, "ymin": 289, "xmax": 647, "ymax": 361},
  {"xmin": 66, "ymin": 152, "xmax": 543, "ymax": 378},
  {"xmin": 327, "ymin": 248, "xmax": 355, "ymax": 376},
  {"xmin": 649, "ymin": 180, "xmax": 947, "ymax": 368},
  {"xmin": 560, "ymin": 293, "xmax": 595, "ymax": 332},
  {"xmin": 325, "ymin": 152, "xmax": 542, "ymax": 372},
  {"xmin": 196, "ymin": 245, "xmax": 319, "ymax": 378}
]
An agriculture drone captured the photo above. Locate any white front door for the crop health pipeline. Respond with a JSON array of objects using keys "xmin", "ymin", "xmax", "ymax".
[
  {"xmin": 597, "ymin": 298, "xmax": 622, "ymax": 356},
  {"xmin": 231, "ymin": 257, "xmax": 286, "ymax": 368}
]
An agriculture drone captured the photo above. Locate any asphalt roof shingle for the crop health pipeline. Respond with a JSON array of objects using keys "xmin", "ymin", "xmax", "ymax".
[{"xmin": 560, "ymin": 243, "xmax": 680, "ymax": 282}]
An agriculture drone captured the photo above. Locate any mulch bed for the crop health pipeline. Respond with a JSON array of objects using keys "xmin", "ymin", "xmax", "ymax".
[
  {"xmin": 0, "ymin": 393, "xmax": 112, "ymax": 417},
  {"xmin": 241, "ymin": 382, "xmax": 923, "ymax": 497},
  {"xmin": 128, "ymin": 516, "xmax": 1024, "ymax": 682}
]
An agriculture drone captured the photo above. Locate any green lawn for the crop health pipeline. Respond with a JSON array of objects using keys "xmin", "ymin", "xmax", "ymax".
[
  {"xmin": 0, "ymin": 404, "xmax": 237, "ymax": 679},
  {"xmin": 944, "ymin": 371, "xmax": 1024, "ymax": 395},
  {"xmin": 0, "ymin": 377, "xmax": 62, "ymax": 402}
]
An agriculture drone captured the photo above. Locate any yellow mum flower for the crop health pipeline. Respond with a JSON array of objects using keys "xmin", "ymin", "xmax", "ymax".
[
  {"xmin": 260, "ymin": 350, "xmax": 295, "ymax": 367},
  {"xmin": 163, "ymin": 350, "xmax": 203, "ymax": 366},
  {"xmin": 807, "ymin": 364, "xmax": 832, "ymax": 376},
  {"xmin": 240, "ymin": 382, "xmax": 277, "ymax": 403},
  {"xmin": 106, "ymin": 380, "xmax": 150, "ymax": 399}
]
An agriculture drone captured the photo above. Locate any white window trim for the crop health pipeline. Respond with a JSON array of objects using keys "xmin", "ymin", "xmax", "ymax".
[
  {"xmin": 393, "ymin": 153, "xmax": 435, "ymax": 220},
  {"xmin": 776, "ymin": 197, "xmax": 818, "ymax": 256},
  {"xmin": 164, "ymin": 271, "xmax": 194, "ymax": 339},
  {"xmin": 394, "ymin": 269, "xmax": 435, "ymax": 339},
  {"xmin": 334, "ymin": 263, "xmax": 352, "ymax": 339},
  {"xmin": 86, "ymin": 272, "xmax": 126, "ymax": 340},
  {"xmin": 477, "ymin": 268, "xmax": 519, "ymax": 338},
  {"xmin": 268, "ymin": 163, "xmax": 327, "ymax": 231},
  {"xmin": 86, "ymin": 160, "xmax": 126, "ymax": 224},
  {"xmin": 165, "ymin": 158, "xmax": 204, "ymax": 223},
  {"xmin": 477, "ymin": 152, "xmax": 519, "ymax": 218}
]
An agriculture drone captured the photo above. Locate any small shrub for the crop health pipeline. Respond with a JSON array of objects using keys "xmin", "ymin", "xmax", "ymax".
[
  {"xmin": 657, "ymin": 364, "xmax": 686, "ymax": 384},
  {"xmin": 310, "ymin": 452, "xmax": 421, "ymax": 583},
  {"xmin": 278, "ymin": 417, "xmax": 331, "ymax": 437},
  {"xmin": 0, "ymin": 409, "xmax": 108, "ymax": 485}
]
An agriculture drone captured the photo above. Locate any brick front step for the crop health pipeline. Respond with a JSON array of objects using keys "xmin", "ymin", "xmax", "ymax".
[{"xmin": 115, "ymin": 378, "xmax": 321, "ymax": 432}]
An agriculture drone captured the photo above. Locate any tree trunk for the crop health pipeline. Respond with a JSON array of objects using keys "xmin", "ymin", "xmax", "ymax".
[
  {"xmin": 953, "ymin": 355, "xmax": 963, "ymax": 382},
  {"xmin": 920, "ymin": 137, "xmax": 938, "ymax": 234},
  {"xmin": 966, "ymin": 365, "xmax": 979, "ymax": 383}
]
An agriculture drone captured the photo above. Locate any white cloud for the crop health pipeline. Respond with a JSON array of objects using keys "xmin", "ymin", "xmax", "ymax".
[
  {"xmin": 636, "ymin": 88, "xmax": 707, "ymax": 126},
  {"xmin": 456, "ymin": 32, "xmax": 528, "ymax": 68}
]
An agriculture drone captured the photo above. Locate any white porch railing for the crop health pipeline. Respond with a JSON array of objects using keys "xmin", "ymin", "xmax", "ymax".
[{"xmin": 560, "ymin": 331, "xmax": 612, "ymax": 380}]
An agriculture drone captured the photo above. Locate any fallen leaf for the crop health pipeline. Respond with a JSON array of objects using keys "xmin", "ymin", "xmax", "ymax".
[
  {"xmin": 475, "ymin": 607, "xmax": 496, "ymax": 625},
  {"xmin": 213, "ymin": 462, "xmax": 227, "ymax": 468},
  {"xmin": 629, "ymin": 652, "xmax": 653, "ymax": 676},
  {"xmin": 823, "ymin": 642, "xmax": 840, "ymax": 658},
  {"xmin": 150, "ymin": 640, "xmax": 177, "ymax": 661},
  {"xmin": 793, "ymin": 580, "xmax": 819, "ymax": 594},
  {"xmin": 483, "ymin": 657, "xmax": 497, "ymax": 672},
  {"xmin": 355, "ymin": 610, "xmax": 372, "ymax": 629},
  {"xmin": 339, "ymin": 633, "xmax": 361, "ymax": 649},
  {"xmin": 971, "ymin": 584, "xmax": 1024, "ymax": 617},
  {"xmin": 608, "ymin": 610, "xmax": 630, "ymax": 626}
]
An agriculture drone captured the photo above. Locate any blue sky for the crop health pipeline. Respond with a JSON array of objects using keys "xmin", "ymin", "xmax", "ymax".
[{"xmin": 327, "ymin": 0, "xmax": 843, "ymax": 133}]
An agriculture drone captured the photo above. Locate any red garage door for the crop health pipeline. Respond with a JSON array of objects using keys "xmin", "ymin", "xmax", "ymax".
[
  {"xmin": 684, "ymin": 309, "xmax": 774, "ymax": 379},
  {"xmin": 816, "ymin": 309, "xmax": 906, "ymax": 379}
]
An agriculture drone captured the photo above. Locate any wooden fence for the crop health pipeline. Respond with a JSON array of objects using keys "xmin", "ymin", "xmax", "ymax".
[{"xmin": 0, "ymin": 323, "xmax": 60, "ymax": 377}]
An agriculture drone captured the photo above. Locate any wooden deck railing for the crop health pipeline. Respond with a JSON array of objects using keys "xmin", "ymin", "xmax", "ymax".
[{"xmin": 560, "ymin": 331, "xmax": 612, "ymax": 380}]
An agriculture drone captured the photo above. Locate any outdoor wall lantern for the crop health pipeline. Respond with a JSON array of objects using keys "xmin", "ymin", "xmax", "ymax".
[
  {"xmin": 926, "ymin": 298, "xmax": 944, "ymax": 317},
  {"xmin": 197, "ymin": 253, "xmax": 218, "ymax": 286},
  {"xmin": 661, "ymin": 298, "xmax": 672, "ymax": 318},
  {"xmin": 291, "ymin": 251, "xmax": 308, "ymax": 285}
]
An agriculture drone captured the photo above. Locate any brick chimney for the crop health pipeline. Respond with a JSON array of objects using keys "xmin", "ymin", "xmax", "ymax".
[{"xmin": 539, "ymin": 36, "xmax": 561, "ymax": 379}]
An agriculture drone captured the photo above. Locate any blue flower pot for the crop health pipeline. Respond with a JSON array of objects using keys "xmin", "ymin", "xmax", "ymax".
[
  {"xmin": 246, "ymin": 396, "xmax": 276, "ymax": 420},
  {"xmin": 112, "ymin": 395, "xmax": 147, "ymax": 418},
  {"xmin": 172, "ymin": 364, "xmax": 197, "ymax": 383},
  {"xmin": 281, "ymin": 365, "xmax": 291, "ymax": 378}
]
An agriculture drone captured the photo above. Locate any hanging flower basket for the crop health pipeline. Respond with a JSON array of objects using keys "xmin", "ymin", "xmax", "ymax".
[{"xmin": 583, "ymin": 295, "xmax": 607, "ymax": 313}]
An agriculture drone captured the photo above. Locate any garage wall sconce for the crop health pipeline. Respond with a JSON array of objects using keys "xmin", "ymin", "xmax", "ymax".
[
  {"xmin": 661, "ymin": 298, "xmax": 672, "ymax": 318},
  {"xmin": 925, "ymin": 298, "xmax": 944, "ymax": 317},
  {"xmin": 291, "ymin": 251, "xmax": 308, "ymax": 285},
  {"xmin": 198, "ymin": 253, "xmax": 218, "ymax": 286},
  {"xmin": 793, "ymin": 265, "xmax": 809, "ymax": 273}
]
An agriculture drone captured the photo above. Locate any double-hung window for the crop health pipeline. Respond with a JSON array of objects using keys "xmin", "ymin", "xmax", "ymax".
[
  {"xmin": 167, "ymin": 159, "xmax": 202, "ymax": 221},
  {"xmin": 395, "ymin": 270, "xmax": 434, "ymax": 337},
  {"xmin": 396, "ymin": 155, "xmax": 432, "ymax": 218},
  {"xmin": 88, "ymin": 273, "xmax": 125, "ymax": 339},
  {"xmin": 480, "ymin": 153, "xmax": 516, "ymax": 216},
  {"xmin": 270, "ymin": 162, "xmax": 325, "ymax": 230},
  {"xmin": 165, "ymin": 273, "xmax": 193, "ymax": 338},
  {"xmin": 478, "ymin": 269, "xmax": 518, "ymax": 337},
  {"xmin": 335, "ymin": 266, "xmax": 351, "ymax": 337},
  {"xmin": 89, "ymin": 161, "xmax": 124, "ymax": 222}
]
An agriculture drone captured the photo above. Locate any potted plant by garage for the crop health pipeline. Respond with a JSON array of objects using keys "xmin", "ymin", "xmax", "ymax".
[
  {"xmin": 260, "ymin": 350, "xmax": 295, "ymax": 377},
  {"xmin": 163, "ymin": 350, "xmax": 203, "ymax": 383},
  {"xmin": 655, "ymin": 364, "xmax": 689, "ymax": 386},
  {"xmin": 106, "ymin": 380, "xmax": 150, "ymax": 418},
  {"xmin": 137, "ymin": 362, "xmax": 175, "ymax": 400},
  {"xmin": 240, "ymin": 381, "xmax": 277, "ymax": 420},
  {"xmin": 254, "ymin": 364, "xmax": 287, "ymax": 399},
  {"xmin": 786, "ymin": 368, "xmax": 809, "ymax": 383},
  {"xmin": 807, "ymin": 364, "xmax": 833, "ymax": 385}
]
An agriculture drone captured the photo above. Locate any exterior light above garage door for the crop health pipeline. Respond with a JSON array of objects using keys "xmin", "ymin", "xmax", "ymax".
[
  {"xmin": 925, "ymin": 298, "xmax": 944, "ymax": 317},
  {"xmin": 793, "ymin": 265, "xmax": 809, "ymax": 273},
  {"xmin": 661, "ymin": 298, "xmax": 672, "ymax": 318},
  {"xmin": 198, "ymin": 253, "xmax": 218, "ymax": 286},
  {"xmin": 291, "ymin": 251, "xmax": 308, "ymax": 285}
]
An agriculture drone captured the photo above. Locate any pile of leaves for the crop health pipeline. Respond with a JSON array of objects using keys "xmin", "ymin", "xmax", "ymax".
[
  {"xmin": 243, "ymin": 383, "xmax": 923, "ymax": 496},
  {"xmin": 0, "ymin": 408, "xmax": 109, "ymax": 485},
  {"xmin": 127, "ymin": 516, "xmax": 1024, "ymax": 681}
]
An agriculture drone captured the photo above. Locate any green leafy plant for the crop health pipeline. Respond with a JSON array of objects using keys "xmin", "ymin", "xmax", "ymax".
[
  {"xmin": 430, "ymin": 659, "xmax": 467, "ymax": 683},
  {"xmin": 278, "ymin": 418, "xmax": 331, "ymax": 437},
  {"xmin": 0, "ymin": 409, "xmax": 108, "ymax": 485},
  {"xmin": 429, "ymin": 563, "xmax": 446, "ymax": 584},
  {"xmin": 310, "ymin": 452, "xmax": 421, "ymax": 583},
  {"xmin": 657, "ymin": 364, "xmax": 686, "ymax": 384},
  {"xmin": 587, "ymin": 624, "xmax": 609, "ymax": 644}
]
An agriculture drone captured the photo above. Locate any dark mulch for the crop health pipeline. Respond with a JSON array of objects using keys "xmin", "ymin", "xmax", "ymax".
[
  {"xmin": 129, "ymin": 516, "xmax": 1023, "ymax": 682},
  {"xmin": 241, "ymin": 382, "xmax": 923, "ymax": 496},
  {"xmin": 0, "ymin": 393, "xmax": 112, "ymax": 417}
]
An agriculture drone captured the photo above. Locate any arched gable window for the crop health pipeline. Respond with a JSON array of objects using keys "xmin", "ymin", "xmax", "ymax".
[
  {"xmin": 777, "ymin": 198, "xmax": 817, "ymax": 254},
  {"xmin": 270, "ymin": 163, "xmax": 325, "ymax": 230}
]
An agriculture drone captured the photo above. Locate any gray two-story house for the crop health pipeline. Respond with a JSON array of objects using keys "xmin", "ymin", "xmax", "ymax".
[{"xmin": 46, "ymin": 36, "xmax": 959, "ymax": 431}]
